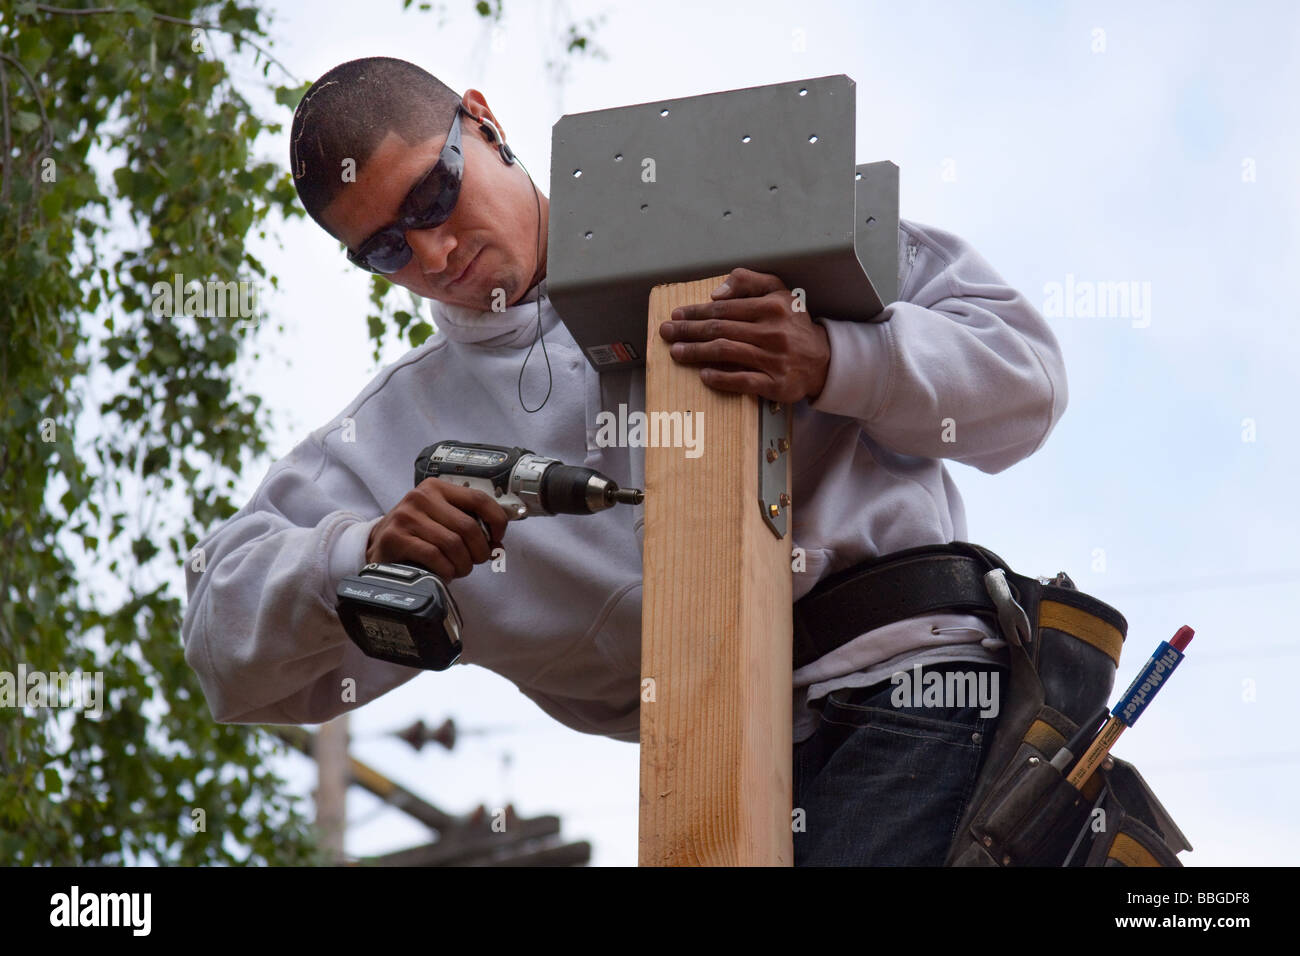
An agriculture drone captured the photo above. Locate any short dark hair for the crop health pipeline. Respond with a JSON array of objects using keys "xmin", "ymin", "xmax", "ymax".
[{"xmin": 289, "ymin": 57, "xmax": 462, "ymax": 235}]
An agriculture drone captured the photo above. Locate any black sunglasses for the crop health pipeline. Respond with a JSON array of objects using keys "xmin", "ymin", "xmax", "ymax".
[{"xmin": 346, "ymin": 102, "xmax": 469, "ymax": 275}]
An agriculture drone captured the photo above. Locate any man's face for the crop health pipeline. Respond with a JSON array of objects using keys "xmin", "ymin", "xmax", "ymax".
[{"xmin": 321, "ymin": 91, "xmax": 547, "ymax": 311}]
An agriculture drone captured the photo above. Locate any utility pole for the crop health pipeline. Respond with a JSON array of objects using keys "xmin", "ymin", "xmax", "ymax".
[
  {"xmin": 277, "ymin": 719, "xmax": 591, "ymax": 866},
  {"xmin": 313, "ymin": 713, "xmax": 350, "ymax": 863}
]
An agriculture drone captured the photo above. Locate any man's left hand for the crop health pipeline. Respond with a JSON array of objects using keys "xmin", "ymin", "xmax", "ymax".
[{"xmin": 658, "ymin": 267, "xmax": 831, "ymax": 404}]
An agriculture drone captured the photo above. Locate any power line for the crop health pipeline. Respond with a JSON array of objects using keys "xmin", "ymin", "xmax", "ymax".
[
  {"xmin": 1135, "ymin": 750, "xmax": 1300, "ymax": 773},
  {"xmin": 1089, "ymin": 568, "xmax": 1300, "ymax": 598},
  {"xmin": 1189, "ymin": 642, "xmax": 1300, "ymax": 662}
]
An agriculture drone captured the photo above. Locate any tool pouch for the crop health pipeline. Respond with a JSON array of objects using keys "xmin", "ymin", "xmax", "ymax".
[
  {"xmin": 941, "ymin": 543, "xmax": 1192, "ymax": 866},
  {"xmin": 1080, "ymin": 758, "xmax": 1191, "ymax": 866}
]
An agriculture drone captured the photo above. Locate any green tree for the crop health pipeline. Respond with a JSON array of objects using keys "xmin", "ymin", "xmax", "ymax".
[
  {"xmin": 0, "ymin": 0, "xmax": 602, "ymax": 865},
  {"xmin": 0, "ymin": 0, "xmax": 328, "ymax": 864}
]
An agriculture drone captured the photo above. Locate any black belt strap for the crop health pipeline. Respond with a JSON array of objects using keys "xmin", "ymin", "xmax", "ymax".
[{"xmin": 792, "ymin": 541, "xmax": 1012, "ymax": 670}]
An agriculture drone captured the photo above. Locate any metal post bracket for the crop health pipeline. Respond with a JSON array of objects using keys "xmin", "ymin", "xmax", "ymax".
[
  {"xmin": 549, "ymin": 74, "xmax": 900, "ymax": 374},
  {"xmin": 759, "ymin": 400, "xmax": 791, "ymax": 538}
]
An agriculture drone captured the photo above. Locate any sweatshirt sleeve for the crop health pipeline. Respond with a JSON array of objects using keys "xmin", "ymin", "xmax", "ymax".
[
  {"xmin": 807, "ymin": 219, "xmax": 1068, "ymax": 474},
  {"xmin": 181, "ymin": 430, "xmax": 419, "ymax": 724}
]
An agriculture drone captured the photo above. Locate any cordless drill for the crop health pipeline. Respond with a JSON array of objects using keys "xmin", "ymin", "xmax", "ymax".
[{"xmin": 336, "ymin": 440, "xmax": 644, "ymax": 671}]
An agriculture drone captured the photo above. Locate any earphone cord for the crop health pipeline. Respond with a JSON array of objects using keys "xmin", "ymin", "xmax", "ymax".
[{"xmin": 510, "ymin": 150, "xmax": 552, "ymax": 414}]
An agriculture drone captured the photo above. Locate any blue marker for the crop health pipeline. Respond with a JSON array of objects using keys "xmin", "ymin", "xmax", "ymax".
[{"xmin": 1065, "ymin": 625, "xmax": 1194, "ymax": 789}]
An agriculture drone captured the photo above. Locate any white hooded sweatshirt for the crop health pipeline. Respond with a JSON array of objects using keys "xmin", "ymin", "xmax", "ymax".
[{"xmin": 182, "ymin": 218, "xmax": 1067, "ymax": 744}]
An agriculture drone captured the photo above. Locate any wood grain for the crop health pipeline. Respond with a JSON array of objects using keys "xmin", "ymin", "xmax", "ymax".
[{"xmin": 639, "ymin": 276, "xmax": 793, "ymax": 866}]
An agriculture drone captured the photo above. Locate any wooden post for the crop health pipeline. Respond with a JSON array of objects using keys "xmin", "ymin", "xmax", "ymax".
[
  {"xmin": 314, "ymin": 713, "xmax": 349, "ymax": 863},
  {"xmin": 639, "ymin": 276, "xmax": 794, "ymax": 866}
]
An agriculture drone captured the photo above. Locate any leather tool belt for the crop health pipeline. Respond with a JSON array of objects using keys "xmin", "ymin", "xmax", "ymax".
[
  {"xmin": 793, "ymin": 540, "xmax": 1012, "ymax": 670},
  {"xmin": 792, "ymin": 539, "xmax": 1193, "ymax": 867}
]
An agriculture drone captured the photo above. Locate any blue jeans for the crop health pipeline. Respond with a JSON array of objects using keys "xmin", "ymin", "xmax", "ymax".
[{"xmin": 793, "ymin": 662, "xmax": 1005, "ymax": 866}]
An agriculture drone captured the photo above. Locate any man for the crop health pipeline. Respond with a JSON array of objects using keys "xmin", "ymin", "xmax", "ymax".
[{"xmin": 182, "ymin": 57, "xmax": 1068, "ymax": 865}]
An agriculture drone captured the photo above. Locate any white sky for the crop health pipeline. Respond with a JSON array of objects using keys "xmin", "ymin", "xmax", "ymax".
[{"xmin": 199, "ymin": 0, "xmax": 1300, "ymax": 866}]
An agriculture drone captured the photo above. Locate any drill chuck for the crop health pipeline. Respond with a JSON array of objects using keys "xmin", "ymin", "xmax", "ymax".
[{"xmin": 541, "ymin": 465, "xmax": 640, "ymax": 515}]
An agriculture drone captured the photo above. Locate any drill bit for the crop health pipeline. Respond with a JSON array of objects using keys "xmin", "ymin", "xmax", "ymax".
[{"xmin": 609, "ymin": 486, "xmax": 644, "ymax": 505}]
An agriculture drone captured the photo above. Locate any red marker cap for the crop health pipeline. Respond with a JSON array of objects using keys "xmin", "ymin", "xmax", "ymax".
[{"xmin": 1170, "ymin": 625, "xmax": 1194, "ymax": 652}]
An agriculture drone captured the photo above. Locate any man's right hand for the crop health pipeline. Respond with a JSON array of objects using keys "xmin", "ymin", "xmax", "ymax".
[{"xmin": 365, "ymin": 478, "xmax": 510, "ymax": 580}]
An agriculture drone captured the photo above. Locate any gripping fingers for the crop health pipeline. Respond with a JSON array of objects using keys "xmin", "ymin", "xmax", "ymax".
[
  {"xmin": 438, "ymin": 482, "xmax": 510, "ymax": 549},
  {"xmin": 399, "ymin": 534, "xmax": 460, "ymax": 581},
  {"xmin": 423, "ymin": 521, "xmax": 475, "ymax": 578}
]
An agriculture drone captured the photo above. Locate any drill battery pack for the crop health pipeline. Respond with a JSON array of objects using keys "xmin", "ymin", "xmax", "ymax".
[{"xmin": 336, "ymin": 562, "xmax": 464, "ymax": 671}]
